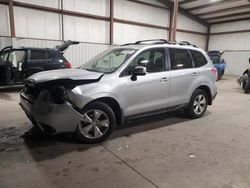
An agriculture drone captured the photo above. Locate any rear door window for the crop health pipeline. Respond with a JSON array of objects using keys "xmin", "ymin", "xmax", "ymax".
[
  {"xmin": 169, "ymin": 48, "xmax": 193, "ymax": 70},
  {"xmin": 190, "ymin": 50, "xmax": 207, "ymax": 67},
  {"xmin": 30, "ymin": 50, "xmax": 46, "ymax": 60}
]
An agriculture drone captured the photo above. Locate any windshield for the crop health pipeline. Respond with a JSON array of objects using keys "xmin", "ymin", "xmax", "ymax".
[{"xmin": 81, "ymin": 48, "xmax": 137, "ymax": 73}]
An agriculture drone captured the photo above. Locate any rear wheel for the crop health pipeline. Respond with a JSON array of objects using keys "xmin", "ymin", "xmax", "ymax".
[
  {"xmin": 75, "ymin": 102, "xmax": 116, "ymax": 143},
  {"xmin": 185, "ymin": 89, "xmax": 208, "ymax": 119},
  {"xmin": 244, "ymin": 77, "xmax": 250, "ymax": 94}
]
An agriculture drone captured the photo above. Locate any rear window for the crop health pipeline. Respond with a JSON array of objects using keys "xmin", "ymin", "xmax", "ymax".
[
  {"xmin": 190, "ymin": 50, "xmax": 207, "ymax": 67},
  {"xmin": 30, "ymin": 50, "xmax": 46, "ymax": 60},
  {"xmin": 169, "ymin": 48, "xmax": 193, "ymax": 70}
]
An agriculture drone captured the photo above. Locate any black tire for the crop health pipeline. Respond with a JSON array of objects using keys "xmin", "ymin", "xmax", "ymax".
[
  {"xmin": 75, "ymin": 102, "xmax": 116, "ymax": 144},
  {"xmin": 185, "ymin": 89, "xmax": 208, "ymax": 119},
  {"xmin": 244, "ymin": 78, "xmax": 250, "ymax": 94},
  {"xmin": 242, "ymin": 80, "xmax": 246, "ymax": 90}
]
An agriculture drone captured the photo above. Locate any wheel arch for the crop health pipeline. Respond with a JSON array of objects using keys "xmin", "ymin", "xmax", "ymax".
[
  {"xmin": 195, "ymin": 85, "xmax": 212, "ymax": 105},
  {"xmin": 85, "ymin": 97, "xmax": 124, "ymax": 126}
]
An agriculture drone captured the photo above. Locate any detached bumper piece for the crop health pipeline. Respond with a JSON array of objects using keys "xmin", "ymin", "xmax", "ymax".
[{"xmin": 19, "ymin": 89, "xmax": 83, "ymax": 134}]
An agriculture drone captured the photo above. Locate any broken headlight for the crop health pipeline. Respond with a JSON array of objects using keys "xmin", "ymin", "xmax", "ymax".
[{"xmin": 49, "ymin": 86, "xmax": 66, "ymax": 104}]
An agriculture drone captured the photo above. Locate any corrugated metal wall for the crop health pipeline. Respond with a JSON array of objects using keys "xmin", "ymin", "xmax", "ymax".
[
  {"xmin": 0, "ymin": 0, "xmax": 208, "ymax": 67},
  {"xmin": 0, "ymin": 37, "xmax": 12, "ymax": 49},
  {"xmin": 209, "ymin": 21, "xmax": 250, "ymax": 75},
  {"xmin": 0, "ymin": 4, "xmax": 10, "ymax": 36},
  {"xmin": 176, "ymin": 13, "xmax": 207, "ymax": 49},
  {"xmin": 113, "ymin": 0, "xmax": 169, "ymax": 44}
]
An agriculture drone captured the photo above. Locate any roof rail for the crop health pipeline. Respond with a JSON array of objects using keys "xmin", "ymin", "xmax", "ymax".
[
  {"xmin": 121, "ymin": 39, "xmax": 197, "ymax": 48},
  {"xmin": 122, "ymin": 39, "xmax": 169, "ymax": 46},
  {"xmin": 135, "ymin": 39, "xmax": 169, "ymax": 44},
  {"xmin": 178, "ymin": 41, "xmax": 197, "ymax": 48}
]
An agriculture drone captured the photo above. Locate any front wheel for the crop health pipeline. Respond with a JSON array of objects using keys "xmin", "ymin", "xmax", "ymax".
[
  {"xmin": 75, "ymin": 102, "xmax": 116, "ymax": 143},
  {"xmin": 185, "ymin": 89, "xmax": 208, "ymax": 119}
]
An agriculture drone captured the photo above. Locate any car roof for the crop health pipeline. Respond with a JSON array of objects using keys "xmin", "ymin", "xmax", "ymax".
[
  {"xmin": 115, "ymin": 43, "xmax": 204, "ymax": 53},
  {"xmin": 114, "ymin": 39, "xmax": 204, "ymax": 52},
  {"xmin": 11, "ymin": 47, "xmax": 57, "ymax": 52}
]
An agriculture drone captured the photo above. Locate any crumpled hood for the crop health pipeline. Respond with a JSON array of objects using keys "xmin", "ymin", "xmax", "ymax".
[{"xmin": 27, "ymin": 69, "xmax": 104, "ymax": 85}]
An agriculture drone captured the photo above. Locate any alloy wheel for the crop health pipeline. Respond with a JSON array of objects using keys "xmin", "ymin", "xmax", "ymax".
[
  {"xmin": 79, "ymin": 109, "xmax": 110, "ymax": 139},
  {"xmin": 193, "ymin": 94, "xmax": 207, "ymax": 115}
]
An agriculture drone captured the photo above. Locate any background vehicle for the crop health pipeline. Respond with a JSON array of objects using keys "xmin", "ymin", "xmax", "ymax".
[
  {"xmin": 20, "ymin": 39, "xmax": 217, "ymax": 143},
  {"xmin": 207, "ymin": 50, "xmax": 226, "ymax": 80},
  {"xmin": 0, "ymin": 40, "xmax": 79, "ymax": 86},
  {"xmin": 237, "ymin": 58, "xmax": 250, "ymax": 93}
]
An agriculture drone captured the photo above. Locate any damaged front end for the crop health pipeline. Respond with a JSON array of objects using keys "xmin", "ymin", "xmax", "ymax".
[{"xmin": 20, "ymin": 75, "xmax": 103, "ymax": 135}]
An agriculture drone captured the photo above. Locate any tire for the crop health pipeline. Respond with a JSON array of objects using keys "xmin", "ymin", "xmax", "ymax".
[
  {"xmin": 242, "ymin": 80, "xmax": 246, "ymax": 90},
  {"xmin": 185, "ymin": 89, "xmax": 208, "ymax": 119},
  {"xmin": 75, "ymin": 102, "xmax": 116, "ymax": 143},
  {"xmin": 244, "ymin": 77, "xmax": 250, "ymax": 94}
]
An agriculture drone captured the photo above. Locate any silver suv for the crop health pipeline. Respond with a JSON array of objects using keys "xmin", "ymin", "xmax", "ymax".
[{"xmin": 20, "ymin": 39, "xmax": 217, "ymax": 143}]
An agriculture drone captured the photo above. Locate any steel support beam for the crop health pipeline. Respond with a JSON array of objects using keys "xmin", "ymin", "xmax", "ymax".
[
  {"xmin": 168, "ymin": 7, "xmax": 173, "ymax": 41},
  {"xmin": 170, "ymin": 0, "xmax": 178, "ymax": 42},
  {"xmin": 61, "ymin": 0, "xmax": 64, "ymax": 41},
  {"xmin": 109, "ymin": 0, "xmax": 114, "ymax": 45},
  {"xmin": 205, "ymin": 25, "xmax": 210, "ymax": 51},
  {"xmin": 8, "ymin": 0, "xmax": 15, "ymax": 37}
]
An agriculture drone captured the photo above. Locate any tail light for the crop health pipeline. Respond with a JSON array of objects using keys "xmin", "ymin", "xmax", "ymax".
[
  {"xmin": 211, "ymin": 67, "xmax": 218, "ymax": 80},
  {"xmin": 65, "ymin": 61, "xmax": 72, "ymax": 68}
]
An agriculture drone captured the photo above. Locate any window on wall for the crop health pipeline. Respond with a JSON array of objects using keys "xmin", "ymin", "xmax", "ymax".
[
  {"xmin": 30, "ymin": 51, "xmax": 46, "ymax": 60},
  {"xmin": 169, "ymin": 48, "xmax": 193, "ymax": 70},
  {"xmin": 190, "ymin": 50, "xmax": 207, "ymax": 67},
  {"xmin": 124, "ymin": 48, "xmax": 166, "ymax": 75}
]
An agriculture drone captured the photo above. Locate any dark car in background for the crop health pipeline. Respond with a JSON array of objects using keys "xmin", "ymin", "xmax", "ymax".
[
  {"xmin": 0, "ymin": 40, "xmax": 79, "ymax": 86},
  {"xmin": 207, "ymin": 50, "xmax": 226, "ymax": 80}
]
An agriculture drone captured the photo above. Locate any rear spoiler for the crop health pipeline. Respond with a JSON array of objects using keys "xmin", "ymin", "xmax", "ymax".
[{"xmin": 55, "ymin": 40, "xmax": 79, "ymax": 54}]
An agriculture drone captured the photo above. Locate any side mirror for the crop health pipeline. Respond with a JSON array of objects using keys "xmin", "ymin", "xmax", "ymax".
[{"xmin": 131, "ymin": 66, "xmax": 146, "ymax": 81}]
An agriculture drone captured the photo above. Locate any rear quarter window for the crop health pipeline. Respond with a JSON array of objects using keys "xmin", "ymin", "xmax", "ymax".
[
  {"xmin": 30, "ymin": 50, "xmax": 46, "ymax": 60},
  {"xmin": 190, "ymin": 50, "xmax": 208, "ymax": 67}
]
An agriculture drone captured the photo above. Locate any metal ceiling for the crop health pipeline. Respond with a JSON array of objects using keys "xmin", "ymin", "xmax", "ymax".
[{"xmin": 160, "ymin": 0, "xmax": 250, "ymax": 25}]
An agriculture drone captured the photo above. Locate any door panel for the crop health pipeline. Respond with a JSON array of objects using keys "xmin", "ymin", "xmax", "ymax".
[
  {"xmin": 168, "ymin": 48, "xmax": 197, "ymax": 107},
  {"xmin": 169, "ymin": 68, "xmax": 198, "ymax": 106},
  {"xmin": 121, "ymin": 47, "xmax": 170, "ymax": 116},
  {"xmin": 122, "ymin": 72, "xmax": 170, "ymax": 116}
]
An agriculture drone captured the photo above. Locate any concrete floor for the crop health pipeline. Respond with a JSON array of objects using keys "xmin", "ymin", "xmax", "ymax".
[{"xmin": 0, "ymin": 75, "xmax": 250, "ymax": 188}]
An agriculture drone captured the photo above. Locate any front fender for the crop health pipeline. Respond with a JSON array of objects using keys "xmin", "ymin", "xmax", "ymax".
[{"xmin": 67, "ymin": 88, "xmax": 121, "ymax": 110}]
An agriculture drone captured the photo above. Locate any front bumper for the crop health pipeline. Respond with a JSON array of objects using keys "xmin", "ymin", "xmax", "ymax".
[{"xmin": 20, "ymin": 90, "xmax": 82, "ymax": 134}]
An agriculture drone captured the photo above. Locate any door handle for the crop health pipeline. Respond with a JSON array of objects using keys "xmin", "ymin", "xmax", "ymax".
[
  {"xmin": 192, "ymin": 72, "xmax": 198, "ymax": 76},
  {"xmin": 160, "ymin": 77, "xmax": 168, "ymax": 83}
]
